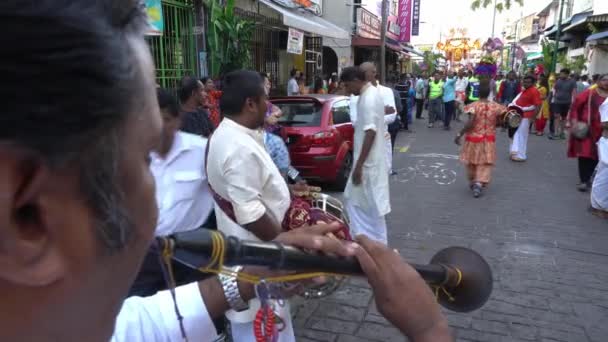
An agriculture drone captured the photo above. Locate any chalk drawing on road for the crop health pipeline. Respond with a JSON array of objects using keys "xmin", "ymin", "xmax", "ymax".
[
  {"xmin": 393, "ymin": 160, "xmax": 457, "ymax": 185},
  {"xmin": 407, "ymin": 153, "xmax": 459, "ymax": 160}
]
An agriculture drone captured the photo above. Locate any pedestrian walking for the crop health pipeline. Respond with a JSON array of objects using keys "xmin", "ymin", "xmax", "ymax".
[
  {"xmin": 497, "ymin": 71, "xmax": 521, "ymax": 106},
  {"xmin": 427, "ymin": 71, "xmax": 444, "ymax": 128},
  {"xmin": 415, "ymin": 73, "xmax": 426, "ymax": 119},
  {"xmin": 455, "ymin": 70, "xmax": 469, "ymax": 121},
  {"xmin": 591, "ymin": 96, "xmax": 608, "ymax": 218},
  {"xmin": 340, "ymin": 66, "xmax": 391, "ymax": 244},
  {"xmin": 455, "ymin": 81, "xmax": 506, "ymax": 198},
  {"xmin": 509, "ymin": 75, "xmax": 542, "ymax": 162},
  {"xmin": 287, "ymin": 68, "xmax": 300, "ymax": 96},
  {"xmin": 395, "ymin": 74, "xmax": 411, "ymax": 131},
  {"xmin": 443, "ymin": 72, "xmax": 456, "ymax": 130},
  {"xmin": 549, "ymin": 68, "xmax": 577, "ymax": 140},
  {"xmin": 179, "ymin": 76, "xmax": 215, "ymax": 138},
  {"xmin": 534, "ymin": 74, "xmax": 551, "ymax": 136},
  {"xmin": 567, "ymin": 74, "xmax": 608, "ymax": 192}
]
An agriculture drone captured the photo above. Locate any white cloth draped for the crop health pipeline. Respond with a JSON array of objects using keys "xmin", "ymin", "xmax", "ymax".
[{"xmin": 510, "ymin": 118, "xmax": 530, "ymax": 160}]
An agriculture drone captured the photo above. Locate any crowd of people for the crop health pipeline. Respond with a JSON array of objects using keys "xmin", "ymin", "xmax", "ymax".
[{"xmin": 0, "ymin": 2, "xmax": 460, "ymax": 342}]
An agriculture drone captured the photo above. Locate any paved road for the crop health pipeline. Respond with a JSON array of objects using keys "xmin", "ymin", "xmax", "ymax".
[{"xmin": 292, "ymin": 117, "xmax": 608, "ymax": 342}]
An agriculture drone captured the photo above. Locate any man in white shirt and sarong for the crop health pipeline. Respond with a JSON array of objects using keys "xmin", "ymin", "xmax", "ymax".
[
  {"xmin": 207, "ymin": 70, "xmax": 296, "ymax": 341},
  {"xmin": 0, "ymin": 3, "xmax": 455, "ymax": 342},
  {"xmin": 340, "ymin": 66, "xmax": 392, "ymax": 245}
]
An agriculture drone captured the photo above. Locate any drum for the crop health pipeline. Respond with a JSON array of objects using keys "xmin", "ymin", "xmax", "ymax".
[
  {"xmin": 282, "ymin": 189, "xmax": 352, "ymax": 299},
  {"xmin": 503, "ymin": 106, "xmax": 523, "ymax": 129}
]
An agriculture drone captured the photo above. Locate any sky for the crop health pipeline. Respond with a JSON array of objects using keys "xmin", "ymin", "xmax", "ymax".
[{"xmin": 410, "ymin": 0, "xmax": 550, "ymax": 46}]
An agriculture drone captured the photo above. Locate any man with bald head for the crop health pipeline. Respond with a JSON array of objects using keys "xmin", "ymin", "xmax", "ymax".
[{"xmin": 340, "ymin": 66, "xmax": 391, "ymax": 244}]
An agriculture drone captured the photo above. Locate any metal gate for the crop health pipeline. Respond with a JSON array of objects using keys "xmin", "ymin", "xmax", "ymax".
[
  {"xmin": 305, "ymin": 36, "xmax": 323, "ymax": 84},
  {"xmin": 147, "ymin": 0, "xmax": 197, "ymax": 92}
]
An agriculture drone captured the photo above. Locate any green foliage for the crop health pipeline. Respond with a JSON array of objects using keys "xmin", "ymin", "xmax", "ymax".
[
  {"xmin": 541, "ymin": 39, "xmax": 556, "ymax": 71},
  {"xmin": 207, "ymin": 0, "xmax": 254, "ymax": 77},
  {"xmin": 471, "ymin": 0, "xmax": 523, "ymax": 12},
  {"xmin": 421, "ymin": 51, "xmax": 444, "ymax": 75},
  {"xmin": 557, "ymin": 54, "xmax": 587, "ymax": 74}
]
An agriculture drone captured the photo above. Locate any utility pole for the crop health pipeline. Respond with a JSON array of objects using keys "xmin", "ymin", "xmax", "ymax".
[
  {"xmin": 491, "ymin": 0, "xmax": 497, "ymax": 38},
  {"xmin": 379, "ymin": 0, "xmax": 388, "ymax": 84},
  {"xmin": 551, "ymin": 0, "xmax": 566, "ymax": 73}
]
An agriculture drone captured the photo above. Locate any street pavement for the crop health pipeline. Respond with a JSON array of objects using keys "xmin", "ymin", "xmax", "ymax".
[{"xmin": 292, "ymin": 115, "xmax": 608, "ymax": 342}]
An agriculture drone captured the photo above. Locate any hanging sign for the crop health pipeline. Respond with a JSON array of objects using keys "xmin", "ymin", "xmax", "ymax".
[
  {"xmin": 398, "ymin": 0, "xmax": 412, "ymax": 42},
  {"xmin": 287, "ymin": 28, "xmax": 304, "ymax": 55},
  {"xmin": 412, "ymin": 0, "xmax": 421, "ymax": 36},
  {"xmin": 145, "ymin": 0, "xmax": 164, "ymax": 35}
]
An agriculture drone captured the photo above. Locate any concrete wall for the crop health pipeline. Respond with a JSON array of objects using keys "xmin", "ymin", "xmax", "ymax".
[
  {"xmin": 321, "ymin": 0, "xmax": 354, "ymax": 73},
  {"xmin": 588, "ymin": 45, "xmax": 608, "ymax": 75}
]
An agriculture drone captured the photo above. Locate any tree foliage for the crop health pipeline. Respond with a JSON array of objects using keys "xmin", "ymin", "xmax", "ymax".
[
  {"xmin": 206, "ymin": 0, "xmax": 254, "ymax": 77},
  {"xmin": 470, "ymin": 0, "xmax": 524, "ymax": 13}
]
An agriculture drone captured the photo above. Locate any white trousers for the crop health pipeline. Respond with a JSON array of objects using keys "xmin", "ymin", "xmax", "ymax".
[
  {"xmin": 385, "ymin": 132, "xmax": 393, "ymax": 173},
  {"xmin": 510, "ymin": 118, "xmax": 530, "ymax": 160},
  {"xmin": 346, "ymin": 202, "xmax": 388, "ymax": 245},
  {"xmin": 592, "ymin": 163, "xmax": 608, "ymax": 211}
]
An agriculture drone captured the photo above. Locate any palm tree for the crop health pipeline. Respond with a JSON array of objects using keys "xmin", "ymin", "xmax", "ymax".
[{"xmin": 471, "ymin": 0, "xmax": 523, "ymax": 12}]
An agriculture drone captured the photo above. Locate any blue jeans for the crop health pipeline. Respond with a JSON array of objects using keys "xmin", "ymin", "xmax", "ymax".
[{"xmin": 429, "ymin": 98, "xmax": 443, "ymax": 124}]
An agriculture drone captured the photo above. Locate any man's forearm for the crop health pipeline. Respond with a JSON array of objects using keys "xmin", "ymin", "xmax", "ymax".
[
  {"xmin": 199, "ymin": 275, "xmax": 255, "ymax": 320},
  {"xmin": 356, "ymin": 130, "xmax": 376, "ymax": 169},
  {"xmin": 245, "ymin": 213, "xmax": 282, "ymax": 241}
]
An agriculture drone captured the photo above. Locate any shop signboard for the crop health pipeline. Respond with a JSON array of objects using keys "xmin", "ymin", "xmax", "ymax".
[
  {"xmin": 357, "ymin": 8, "xmax": 382, "ymax": 39},
  {"xmin": 270, "ymin": 0, "xmax": 323, "ymax": 16},
  {"xmin": 398, "ymin": 0, "xmax": 412, "ymax": 42},
  {"xmin": 145, "ymin": 0, "xmax": 164, "ymax": 35},
  {"xmin": 287, "ymin": 28, "xmax": 304, "ymax": 55},
  {"xmin": 411, "ymin": 0, "xmax": 420, "ymax": 36}
]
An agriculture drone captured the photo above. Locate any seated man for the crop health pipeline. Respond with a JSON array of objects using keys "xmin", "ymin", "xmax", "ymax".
[{"xmin": 0, "ymin": 2, "xmax": 452, "ymax": 342}]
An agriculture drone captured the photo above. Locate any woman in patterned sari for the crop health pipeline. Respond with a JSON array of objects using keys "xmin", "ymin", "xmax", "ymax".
[{"xmin": 455, "ymin": 80, "xmax": 506, "ymax": 198}]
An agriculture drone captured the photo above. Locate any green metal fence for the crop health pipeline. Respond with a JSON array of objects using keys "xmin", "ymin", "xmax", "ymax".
[{"xmin": 148, "ymin": 0, "xmax": 197, "ymax": 92}]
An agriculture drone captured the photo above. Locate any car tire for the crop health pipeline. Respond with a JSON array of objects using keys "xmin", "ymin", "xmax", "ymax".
[{"xmin": 334, "ymin": 152, "xmax": 352, "ymax": 191}]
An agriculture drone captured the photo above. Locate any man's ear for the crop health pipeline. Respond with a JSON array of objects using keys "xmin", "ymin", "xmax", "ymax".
[{"xmin": 0, "ymin": 147, "xmax": 66, "ymax": 286}]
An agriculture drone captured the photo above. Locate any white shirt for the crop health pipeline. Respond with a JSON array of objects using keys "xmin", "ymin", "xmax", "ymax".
[
  {"xmin": 349, "ymin": 95, "xmax": 359, "ymax": 123},
  {"xmin": 599, "ymin": 98, "xmax": 608, "ymax": 165},
  {"xmin": 207, "ymin": 118, "xmax": 294, "ymax": 341},
  {"xmin": 378, "ymin": 84, "xmax": 397, "ymax": 126},
  {"xmin": 150, "ymin": 131, "xmax": 213, "ymax": 237},
  {"xmin": 345, "ymin": 82, "xmax": 391, "ymax": 216},
  {"xmin": 287, "ymin": 78, "xmax": 299, "ymax": 96},
  {"xmin": 112, "ymin": 283, "xmax": 217, "ymax": 342},
  {"xmin": 455, "ymin": 77, "xmax": 469, "ymax": 92}
]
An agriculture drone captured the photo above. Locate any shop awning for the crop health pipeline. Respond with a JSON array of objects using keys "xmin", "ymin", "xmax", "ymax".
[
  {"xmin": 587, "ymin": 30, "xmax": 608, "ymax": 42},
  {"xmin": 259, "ymin": 0, "xmax": 350, "ymax": 40},
  {"xmin": 563, "ymin": 11, "xmax": 593, "ymax": 32},
  {"xmin": 588, "ymin": 14, "xmax": 608, "ymax": 23},
  {"xmin": 351, "ymin": 36, "xmax": 402, "ymax": 52},
  {"xmin": 402, "ymin": 45, "xmax": 425, "ymax": 57},
  {"xmin": 526, "ymin": 52, "xmax": 543, "ymax": 61}
]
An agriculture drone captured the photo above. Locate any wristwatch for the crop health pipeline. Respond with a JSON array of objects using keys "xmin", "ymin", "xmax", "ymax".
[{"xmin": 219, "ymin": 266, "xmax": 249, "ymax": 312}]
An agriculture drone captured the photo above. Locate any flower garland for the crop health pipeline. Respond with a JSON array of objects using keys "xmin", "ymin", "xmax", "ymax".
[{"xmin": 474, "ymin": 55, "xmax": 497, "ymax": 77}]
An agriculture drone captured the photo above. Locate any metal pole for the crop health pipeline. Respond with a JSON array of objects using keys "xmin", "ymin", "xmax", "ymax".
[
  {"xmin": 379, "ymin": 0, "xmax": 388, "ymax": 84},
  {"xmin": 551, "ymin": 0, "xmax": 566, "ymax": 73},
  {"xmin": 491, "ymin": 0, "xmax": 497, "ymax": 38}
]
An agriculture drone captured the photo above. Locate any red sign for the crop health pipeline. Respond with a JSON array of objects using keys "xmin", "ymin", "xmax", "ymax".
[{"xmin": 398, "ymin": 0, "xmax": 412, "ymax": 42}]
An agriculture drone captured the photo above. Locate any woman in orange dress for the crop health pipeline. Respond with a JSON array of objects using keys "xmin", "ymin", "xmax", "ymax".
[{"xmin": 455, "ymin": 80, "xmax": 506, "ymax": 197}]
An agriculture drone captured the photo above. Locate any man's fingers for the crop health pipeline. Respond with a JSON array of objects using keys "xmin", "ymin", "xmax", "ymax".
[
  {"xmin": 353, "ymin": 238, "xmax": 380, "ymax": 282},
  {"xmin": 277, "ymin": 229, "xmax": 357, "ymax": 257}
]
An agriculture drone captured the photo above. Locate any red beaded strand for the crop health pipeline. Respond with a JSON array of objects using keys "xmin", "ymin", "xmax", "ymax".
[{"xmin": 253, "ymin": 306, "xmax": 276, "ymax": 342}]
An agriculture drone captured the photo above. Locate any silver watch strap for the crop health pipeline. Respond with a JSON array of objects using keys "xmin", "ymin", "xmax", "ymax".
[{"xmin": 219, "ymin": 266, "xmax": 249, "ymax": 312}]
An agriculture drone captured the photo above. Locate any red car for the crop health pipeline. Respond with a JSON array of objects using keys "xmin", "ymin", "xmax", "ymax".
[{"xmin": 271, "ymin": 95, "xmax": 354, "ymax": 189}]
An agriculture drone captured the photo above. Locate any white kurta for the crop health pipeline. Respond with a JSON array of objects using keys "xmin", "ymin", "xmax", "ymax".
[
  {"xmin": 378, "ymin": 84, "xmax": 397, "ymax": 173},
  {"xmin": 112, "ymin": 283, "xmax": 217, "ymax": 342},
  {"xmin": 345, "ymin": 83, "xmax": 391, "ymax": 244},
  {"xmin": 207, "ymin": 118, "xmax": 294, "ymax": 342},
  {"xmin": 592, "ymin": 98, "xmax": 608, "ymax": 211}
]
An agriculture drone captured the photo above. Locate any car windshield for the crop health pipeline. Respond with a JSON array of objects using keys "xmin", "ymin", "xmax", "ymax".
[{"xmin": 274, "ymin": 101, "xmax": 323, "ymax": 127}]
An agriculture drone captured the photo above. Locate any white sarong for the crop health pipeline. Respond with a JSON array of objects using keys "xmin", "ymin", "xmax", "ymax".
[
  {"xmin": 346, "ymin": 201, "xmax": 388, "ymax": 244},
  {"xmin": 385, "ymin": 132, "xmax": 393, "ymax": 173},
  {"xmin": 510, "ymin": 118, "xmax": 530, "ymax": 160}
]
